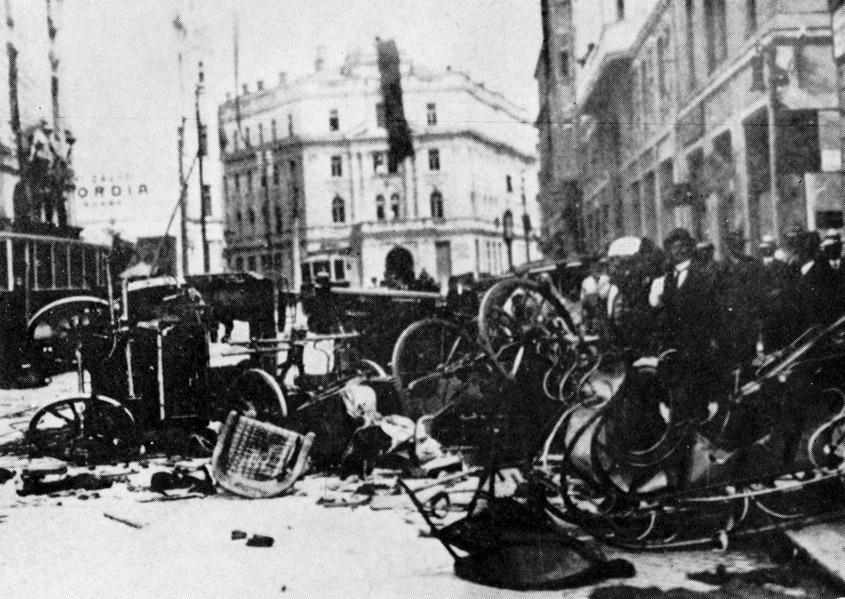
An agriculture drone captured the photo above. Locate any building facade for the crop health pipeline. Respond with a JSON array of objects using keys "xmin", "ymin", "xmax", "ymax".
[
  {"xmin": 554, "ymin": 0, "xmax": 841, "ymax": 256},
  {"xmin": 219, "ymin": 51, "xmax": 539, "ymax": 290},
  {"xmin": 535, "ymin": 0, "xmax": 581, "ymax": 259}
]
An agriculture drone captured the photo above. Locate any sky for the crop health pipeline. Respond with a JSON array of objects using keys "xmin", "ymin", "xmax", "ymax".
[{"xmin": 58, "ymin": 0, "xmax": 542, "ymax": 239}]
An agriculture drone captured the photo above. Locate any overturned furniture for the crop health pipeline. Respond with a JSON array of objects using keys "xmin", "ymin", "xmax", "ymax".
[{"xmin": 211, "ymin": 410, "xmax": 315, "ymax": 499}]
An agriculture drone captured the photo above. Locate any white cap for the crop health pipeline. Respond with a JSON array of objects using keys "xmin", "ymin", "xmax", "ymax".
[{"xmin": 607, "ymin": 236, "xmax": 642, "ymax": 258}]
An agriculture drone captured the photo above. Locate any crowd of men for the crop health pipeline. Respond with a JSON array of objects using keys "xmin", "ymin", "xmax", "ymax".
[
  {"xmin": 579, "ymin": 227, "xmax": 845, "ymax": 417},
  {"xmin": 584, "ymin": 227, "xmax": 845, "ymax": 357}
]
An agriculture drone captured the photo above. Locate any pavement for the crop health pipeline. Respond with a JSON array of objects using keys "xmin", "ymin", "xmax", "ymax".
[{"xmin": 0, "ymin": 374, "xmax": 840, "ymax": 599}]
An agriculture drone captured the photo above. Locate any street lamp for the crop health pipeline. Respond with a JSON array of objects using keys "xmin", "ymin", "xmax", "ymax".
[
  {"xmin": 502, "ymin": 209, "xmax": 514, "ymax": 271},
  {"xmin": 520, "ymin": 173, "xmax": 531, "ymax": 264}
]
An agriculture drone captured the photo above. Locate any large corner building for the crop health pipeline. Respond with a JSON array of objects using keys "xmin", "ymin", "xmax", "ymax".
[
  {"xmin": 219, "ymin": 50, "xmax": 539, "ymax": 289},
  {"xmin": 538, "ymin": 0, "xmax": 843, "ymax": 257}
]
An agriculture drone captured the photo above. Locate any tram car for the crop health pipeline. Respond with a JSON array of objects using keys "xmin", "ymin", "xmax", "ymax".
[{"xmin": 0, "ymin": 226, "xmax": 110, "ymax": 383}]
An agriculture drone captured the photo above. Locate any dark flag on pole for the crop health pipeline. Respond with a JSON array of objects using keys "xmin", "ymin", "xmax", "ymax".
[{"xmin": 376, "ymin": 38, "xmax": 414, "ymax": 163}]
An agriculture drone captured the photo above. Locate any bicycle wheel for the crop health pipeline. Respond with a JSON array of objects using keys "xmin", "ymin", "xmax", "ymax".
[
  {"xmin": 225, "ymin": 368, "xmax": 288, "ymax": 425},
  {"xmin": 391, "ymin": 317, "xmax": 482, "ymax": 421},
  {"xmin": 28, "ymin": 394, "xmax": 137, "ymax": 463},
  {"xmin": 27, "ymin": 296, "xmax": 111, "ymax": 373},
  {"xmin": 478, "ymin": 277, "xmax": 571, "ymax": 381}
]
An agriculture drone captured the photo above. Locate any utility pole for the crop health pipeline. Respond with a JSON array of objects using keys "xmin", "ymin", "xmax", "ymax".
[
  {"xmin": 195, "ymin": 61, "xmax": 210, "ymax": 273},
  {"xmin": 290, "ymin": 159, "xmax": 302, "ymax": 289},
  {"xmin": 178, "ymin": 119, "xmax": 189, "ymax": 276},
  {"xmin": 765, "ymin": 45, "xmax": 781, "ymax": 243},
  {"xmin": 521, "ymin": 174, "xmax": 531, "ymax": 264}
]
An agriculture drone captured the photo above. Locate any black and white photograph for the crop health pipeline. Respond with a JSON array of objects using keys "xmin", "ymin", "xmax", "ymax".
[{"xmin": 3, "ymin": 0, "xmax": 845, "ymax": 597}]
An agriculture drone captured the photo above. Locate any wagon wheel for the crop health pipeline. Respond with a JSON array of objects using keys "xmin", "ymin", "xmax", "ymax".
[
  {"xmin": 391, "ymin": 318, "xmax": 484, "ymax": 421},
  {"xmin": 478, "ymin": 277, "xmax": 571, "ymax": 381},
  {"xmin": 225, "ymin": 368, "xmax": 288, "ymax": 425},
  {"xmin": 27, "ymin": 296, "xmax": 111, "ymax": 373},
  {"xmin": 28, "ymin": 394, "xmax": 137, "ymax": 463}
]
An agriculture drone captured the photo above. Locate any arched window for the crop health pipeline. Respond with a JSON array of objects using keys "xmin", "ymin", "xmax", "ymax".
[
  {"xmin": 332, "ymin": 195, "xmax": 346, "ymax": 223},
  {"xmin": 275, "ymin": 204, "xmax": 283, "ymax": 233},
  {"xmin": 430, "ymin": 189, "xmax": 444, "ymax": 219},
  {"xmin": 376, "ymin": 195, "xmax": 386, "ymax": 221},
  {"xmin": 390, "ymin": 193, "xmax": 400, "ymax": 220},
  {"xmin": 247, "ymin": 208, "xmax": 256, "ymax": 233}
]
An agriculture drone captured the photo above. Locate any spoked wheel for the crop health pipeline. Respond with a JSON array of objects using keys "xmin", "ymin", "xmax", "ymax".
[
  {"xmin": 391, "ymin": 318, "xmax": 485, "ymax": 421},
  {"xmin": 478, "ymin": 277, "xmax": 573, "ymax": 381},
  {"xmin": 28, "ymin": 395, "xmax": 137, "ymax": 463},
  {"xmin": 27, "ymin": 297, "xmax": 111, "ymax": 373},
  {"xmin": 353, "ymin": 359, "xmax": 388, "ymax": 379},
  {"xmin": 225, "ymin": 368, "xmax": 288, "ymax": 425}
]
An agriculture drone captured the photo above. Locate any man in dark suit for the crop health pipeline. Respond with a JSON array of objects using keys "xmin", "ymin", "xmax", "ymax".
[
  {"xmin": 801, "ymin": 230, "xmax": 845, "ymax": 326},
  {"xmin": 650, "ymin": 228, "xmax": 720, "ymax": 420},
  {"xmin": 650, "ymin": 229, "xmax": 718, "ymax": 355},
  {"xmin": 717, "ymin": 231, "xmax": 766, "ymax": 366}
]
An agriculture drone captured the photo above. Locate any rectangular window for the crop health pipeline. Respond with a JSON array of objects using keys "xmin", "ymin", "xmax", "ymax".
[
  {"xmin": 616, "ymin": 0, "xmax": 625, "ymax": 20},
  {"xmin": 506, "ymin": 175, "xmax": 513, "ymax": 193},
  {"xmin": 247, "ymin": 169, "xmax": 253, "ymax": 192},
  {"xmin": 428, "ymin": 148, "xmax": 440, "ymax": 171},
  {"xmin": 301, "ymin": 263, "xmax": 312, "ymax": 284},
  {"xmin": 36, "ymin": 242, "xmax": 52, "ymax": 289},
  {"xmin": 387, "ymin": 153, "xmax": 399, "ymax": 174},
  {"xmin": 373, "ymin": 152, "xmax": 385, "ymax": 174},
  {"xmin": 202, "ymin": 184, "xmax": 212, "ymax": 217},
  {"xmin": 247, "ymin": 256, "xmax": 257, "ymax": 271},
  {"xmin": 271, "ymin": 119, "xmax": 277, "ymax": 141},
  {"xmin": 70, "ymin": 244, "xmax": 83, "ymax": 287},
  {"xmin": 54, "ymin": 243, "xmax": 68, "ymax": 288},
  {"xmin": 244, "ymin": 126, "xmax": 251, "ymax": 146},
  {"xmin": 257, "ymin": 122, "xmax": 264, "ymax": 145},
  {"xmin": 287, "ymin": 114, "xmax": 294, "ymax": 137},
  {"xmin": 333, "ymin": 259, "xmax": 345, "ymax": 281},
  {"xmin": 559, "ymin": 51, "xmax": 570, "ymax": 81},
  {"xmin": 329, "ymin": 109, "xmax": 339, "ymax": 131},
  {"xmin": 746, "ymin": 0, "xmax": 757, "ymax": 37},
  {"xmin": 272, "ymin": 164, "xmax": 280, "ymax": 185},
  {"xmin": 817, "ymin": 211, "xmax": 844, "ymax": 229},
  {"xmin": 426, "ymin": 103, "xmax": 437, "ymax": 126},
  {"xmin": 234, "ymin": 173, "xmax": 240, "ymax": 193},
  {"xmin": 704, "ymin": 0, "xmax": 727, "ymax": 74},
  {"xmin": 331, "ymin": 155, "xmax": 343, "ymax": 177},
  {"xmin": 376, "ymin": 103, "xmax": 385, "ymax": 128},
  {"xmin": 685, "ymin": 0, "xmax": 697, "ymax": 91},
  {"xmin": 84, "ymin": 248, "xmax": 97, "ymax": 289},
  {"xmin": 657, "ymin": 37, "xmax": 667, "ymax": 102},
  {"xmin": 235, "ymin": 256, "xmax": 244, "ymax": 271}
]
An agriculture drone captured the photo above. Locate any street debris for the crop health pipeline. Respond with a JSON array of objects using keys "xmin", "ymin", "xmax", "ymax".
[
  {"xmin": 103, "ymin": 512, "xmax": 145, "ymax": 529},
  {"xmin": 0, "ymin": 467, "xmax": 14, "ymax": 484},
  {"xmin": 210, "ymin": 411, "xmax": 315, "ymax": 499},
  {"xmin": 18, "ymin": 472, "xmax": 113, "ymax": 496},
  {"xmin": 245, "ymin": 534, "xmax": 274, "ymax": 548}
]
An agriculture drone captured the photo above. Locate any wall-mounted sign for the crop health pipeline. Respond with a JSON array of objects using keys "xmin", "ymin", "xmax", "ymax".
[
  {"xmin": 74, "ymin": 174, "xmax": 149, "ymax": 210},
  {"xmin": 834, "ymin": 5, "xmax": 845, "ymax": 60}
]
